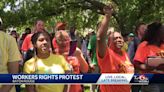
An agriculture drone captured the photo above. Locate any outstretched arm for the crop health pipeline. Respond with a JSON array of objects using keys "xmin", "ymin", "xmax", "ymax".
[
  {"xmin": 74, "ymin": 48, "xmax": 89, "ymax": 73},
  {"xmin": 97, "ymin": 5, "xmax": 113, "ymax": 58}
]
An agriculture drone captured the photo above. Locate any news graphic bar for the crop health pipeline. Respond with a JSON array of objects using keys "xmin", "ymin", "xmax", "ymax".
[
  {"xmin": 97, "ymin": 74, "xmax": 133, "ymax": 84},
  {"xmin": 0, "ymin": 74, "xmax": 164, "ymax": 84},
  {"xmin": 130, "ymin": 74, "xmax": 164, "ymax": 85},
  {"xmin": 0, "ymin": 74, "xmax": 100, "ymax": 84}
]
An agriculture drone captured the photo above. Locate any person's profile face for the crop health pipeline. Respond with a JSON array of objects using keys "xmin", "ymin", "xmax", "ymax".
[
  {"xmin": 138, "ymin": 24, "xmax": 147, "ymax": 36},
  {"xmin": 35, "ymin": 33, "xmax": 51, "ymax": 54}
]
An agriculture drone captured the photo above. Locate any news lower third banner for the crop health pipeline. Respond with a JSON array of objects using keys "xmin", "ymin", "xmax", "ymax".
[{"xmin": 0, "ymin": 74, "xmax": 163, "ymax": 85}]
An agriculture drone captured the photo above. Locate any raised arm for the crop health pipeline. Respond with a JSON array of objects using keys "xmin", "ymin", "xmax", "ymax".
[
  {"xmin": 74, "ymin": 48, "xmax": 89, "ymax": 73},
  {"xmin": 97, "ymin": 5, "xmax": 113, "ymax": 58}
]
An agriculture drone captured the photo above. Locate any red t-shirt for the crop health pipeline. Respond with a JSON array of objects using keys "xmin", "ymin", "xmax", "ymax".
[
  {"xmin": 134, "ymin": 41, "xmax": 164, "ymax": 73},
  {"xmin": 97, "ymin": 47, "xmax": 134, "ymax": 92},
  {"xmin": 134, "ymin": 41, "xmax": 164, "ymax": 63},
  {"xmin": 52, "ymin": 37, "xmax": 58, "ymax": 49},
  {"xmin": 52, "ymin": 37, "xmax": 59, "ymax": 53},
  {"xmin": 21, "ymin": 34, "xmax": 33, "ymax": 52}
]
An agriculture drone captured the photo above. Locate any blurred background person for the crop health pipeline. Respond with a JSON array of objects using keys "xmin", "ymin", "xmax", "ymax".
[
  {"xmin": 21, "ymin": 20, "xmax": 45, "ymax": 53},
  {"xmin": 21, "ymin": 20, "xmax": 45, "ymax": 62},
  {"xmin": 128, "ymin": 23, "xmax": 147, "ymax": 62},
  {"xmin": 127, "ymin": 33, "xmax": 134, "ymax": 43},
  {"xmin": 19, "ymin": 28, "xmax": 31, "ymax": 51},
  {"xmin": 128, "ymin": 23, "xmax": 147, "ymax": 92},
  {"xmin": 69, "ymin": 25, "xmax": 82, "ymax": 49},
  {"xmin": 88, "ymin": 31, "xmax": 99, "ymax": 92},
  {"xmin": 10, "ymin": 30, "xmax": 19, "ymax": 42}
]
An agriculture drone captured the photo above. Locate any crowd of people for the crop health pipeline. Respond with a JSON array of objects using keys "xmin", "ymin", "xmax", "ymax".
[{"xmin": 0, "ymin": 5, "xmax": 164, "ymax": 92}]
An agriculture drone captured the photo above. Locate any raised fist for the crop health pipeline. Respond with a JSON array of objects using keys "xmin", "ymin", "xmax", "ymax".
[{"xmin": 103, "ymin": 5, "xmax": 114, "ymax": 16}]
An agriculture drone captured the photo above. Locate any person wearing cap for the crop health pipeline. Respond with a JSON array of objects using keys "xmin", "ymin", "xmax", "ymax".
[
  {"xmin": 128, "ymin": 33, "xmax": 134, "ymax": 43},
  {"xmin": 128, "ymin": 33, "xmax": 134, "ymax": 37},
  {"xmin": 0, "ymin": 18, "xmax": 21, "ymax": 92},
  {"xmin": 55, "ymin": 22, "xmax": 67, "ymax": 31},
  {"xmin": 126, "ymin": 33, "xmax": 135, "ymax": 49}
]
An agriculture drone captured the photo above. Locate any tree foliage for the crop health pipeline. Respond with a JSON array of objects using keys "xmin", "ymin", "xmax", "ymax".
[{"xmin": 0, "ymin": 0, "xmax": 164, "ymax": 34}]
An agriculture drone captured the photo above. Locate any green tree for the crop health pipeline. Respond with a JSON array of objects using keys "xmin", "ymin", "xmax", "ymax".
[{"xmin": 0, "ymin": 0, "xmax": 164, "ymax": 34}]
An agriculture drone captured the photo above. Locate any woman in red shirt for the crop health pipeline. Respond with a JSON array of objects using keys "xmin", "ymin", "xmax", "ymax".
[{"xmin": 134, "ymin": 22, "xmax": 164, "ymax": 92}]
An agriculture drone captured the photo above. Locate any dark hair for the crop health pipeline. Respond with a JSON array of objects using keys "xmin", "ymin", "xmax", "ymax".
[
  {"xmin": 31, "ymin": 31, "xmax": 53, "ymax": 53},
  {"xmin": 0, "ymin": 20, "xmax": 2, "ymax": 28},
  {"xmin": 31, "ymin": 31, "xmax": 51, "ymax": 45},
  {"xmin": 142, "ymin": 22, "xmax": 162, "ymax": 46},
  {"xmin": 25, "ymin": 28, "xmax": 31, "ymax": 34},
  {"xmin": 135, "ymin": 22, "xmax": 146, "ymax": 35},
  {"xmin": 25, "ymin": 28, "xmax": 31, "ymax": 31},
  {"xmin": 0, "ymin": 21, "xmax": 2, "ymax": 26},
  {"xmin": 10, "ymin": 30, "xmax": 17, "ymax": 34}
]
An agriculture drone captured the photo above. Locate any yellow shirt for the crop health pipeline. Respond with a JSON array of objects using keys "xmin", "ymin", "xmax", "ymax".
[
  {"xmin": 0, "ymin": 31, "xmax": 21, "ymax": 92},
  {"xmin": 122, "ymin": 42, "xmax": 128, "ymax": 52},
  {"xmin": 24, "ymin": 54, "xmax": 70, "ymax": 92}
]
